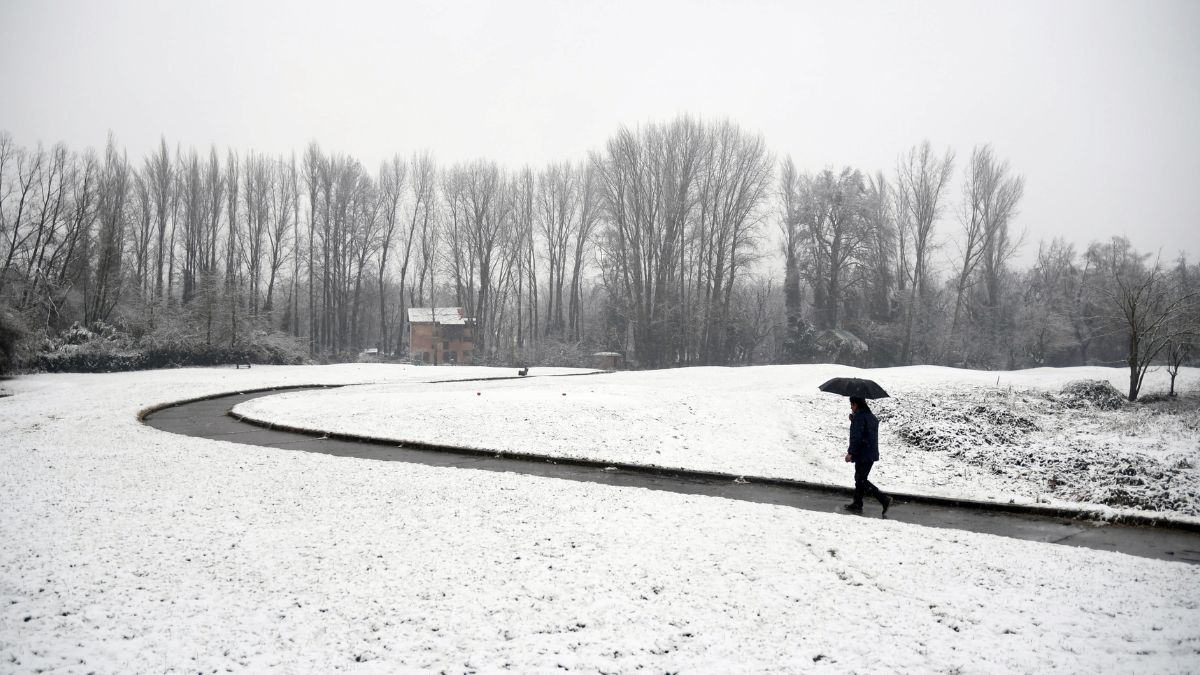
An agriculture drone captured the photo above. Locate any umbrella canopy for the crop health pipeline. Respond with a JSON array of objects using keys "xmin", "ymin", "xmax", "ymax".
[{"xmin": 818, "ymin": 377, "xmax": 890, "ymax": 399}]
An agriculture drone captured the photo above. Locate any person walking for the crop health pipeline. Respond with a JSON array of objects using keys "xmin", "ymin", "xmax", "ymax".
[{"xmin": 843, "ymin": 396, "xmax": 892, "ymax": 516}]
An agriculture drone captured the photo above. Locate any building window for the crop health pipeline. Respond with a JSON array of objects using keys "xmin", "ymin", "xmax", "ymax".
[
  {"xmin": 447, "ymin": 351, "xmax": 457, "ymax": 363},
  {"xmin": 443, "ymin": 340, "xmax": 450, "ymax": 350}
]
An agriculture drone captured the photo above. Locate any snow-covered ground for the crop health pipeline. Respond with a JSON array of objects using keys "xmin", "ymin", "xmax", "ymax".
[
  {"xmin": 235, "ymin": 364, "xmax": 1200, "ymax": 521},
  {"xmin": 2, "ymin": 364, "xmax": 1199, "ymax": 672}
]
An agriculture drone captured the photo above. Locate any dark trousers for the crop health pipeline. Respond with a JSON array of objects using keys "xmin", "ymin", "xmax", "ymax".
[{"xmin": 852, "ymin": 461, "xmax": 885, "ymax": 506}]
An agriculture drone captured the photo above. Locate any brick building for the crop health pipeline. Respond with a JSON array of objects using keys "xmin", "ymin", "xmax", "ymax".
[{"xmin": 408, "ymin": 307, "xmax": 475, "ymax": 365}]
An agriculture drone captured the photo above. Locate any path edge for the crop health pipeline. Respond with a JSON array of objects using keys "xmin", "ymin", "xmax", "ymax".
[{"xmin": 189, "ymin": 383, "xmax": 1200, "ymax": 535}]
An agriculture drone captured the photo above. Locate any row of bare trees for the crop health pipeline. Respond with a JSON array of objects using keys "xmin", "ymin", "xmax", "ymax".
[
  {"xmin": 0, "ymin": 134, "xmax": 129, "ymax": 329},
  {"xmin": 776, "ymin": 137, "xmax": 1196, "ymax": 395},
  {"xmin": 594, "ymin": 118, "xmax": 774, "ymax": 367},
  {"xmin": 1, "ymin": 121, "xmax": 1195, "ymax": 387}
]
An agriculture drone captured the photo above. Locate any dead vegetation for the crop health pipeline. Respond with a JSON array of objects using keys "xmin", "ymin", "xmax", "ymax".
[{"xmin": 878, "ymin": 381, "xmax": 1200, "ymax": 516}]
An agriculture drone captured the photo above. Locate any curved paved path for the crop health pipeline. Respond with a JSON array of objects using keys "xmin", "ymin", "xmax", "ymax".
[{"xmin": 143, "ymin": 385, "xmax": 1200, "ymax": 566}]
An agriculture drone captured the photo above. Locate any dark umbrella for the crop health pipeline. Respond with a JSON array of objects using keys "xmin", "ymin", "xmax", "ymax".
[{"xmin": 818, "ymin": 377, "xmax": 890, "ymax": 399}]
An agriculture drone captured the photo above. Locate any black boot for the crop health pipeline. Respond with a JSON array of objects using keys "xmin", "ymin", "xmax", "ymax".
[{"xmin": 880, "ymin": 493, "xmax": 893, "ymax": 517}]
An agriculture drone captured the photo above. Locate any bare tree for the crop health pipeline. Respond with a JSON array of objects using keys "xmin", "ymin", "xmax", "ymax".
[
  {"xmin": 1097, "ymin": 239, "xmax": 1198, "ymax": 400},
  {"xmin": 19, "ymin": 144, "xmax": 70, "ymax": 310},
  {"xmin": 200, "ymin": 148, "xmax": 225, "ymax": 344},
  {"xmin": 568, "ymin": 161, "xmax": 600, "ymax": 341},
  {"xmin": 951, "ymin": 146, "xmax": 995, "ymax": 333},
  {"xmin": 0, "ymin": 134, "xmax": 16, "ymax": 269},
  {"xmin": 290, "ymin": 154, "xmax": 301, "ymax": 337},
  {"xmin": 375, "ymin": 155, "xmax": 407, "ymax": 354},
  {"xmin": 1164, "ymin": 339, "xmax": 1191, "ymax": 397},
  {"xmin": 726, "ymin": 275, "xmax": 777, "ymax": 364},
  {"xmin": 512, "ymin": 166, "xmax": 537, "ymax": 355},
  {"xmin": 348, "ymin": 165, "xmax": 382, "ymax": 350},
  {"xmin": 0, "ymin": 141, "xmax": 43, "ymax": 298},
  {"xmin": 537, "ymin": 161, "xmax": 578, "ymax": 338},
  {"xmin": 224, "ymin": 151, "xmax": 241, "ymax": 347},
  {"xmin": 1163, "ymin": 254, "xmax": 1198, "ymax": 396},
  {"xmin": 313, "ymin": 155, "xmax": 379, "ymax": 353},
  {"xmin": 130, "ymin": 172, "xmax": 154, "ymax": 296},
  {"xmin": 442, "ymin": 160, "xmax": 509, "ymax": 359},
  {"xmin": 302, "ymin": 142, "xmax": 322, "ymax": 355},
  {"xmin": 691, "ymin": 121, "xmax": 773, "ymax": 364},
  {"xmin": 394, "ymin": 152, "xmax": 435, "ymax": 355},
  {"xmin": 777, "ymin": 157, "xmax": 810, "ymax": 362},
  {"xmin": 896, "ymin": 140, "xmax": 955, "ymax": 363},
  {"xmin": 51, "ymin": 150, "xmax": 99, "ymax": 314},
  {"xmin": 797, "ymin": 167, "xmax": 868, "ymax": 332},
  {"xmin": 863, "ymin": 171, "xmax": 897, "ymax": 321},
  {"xmin": 977, "ymin": 149, "xmax": 1025, "ymax": 348},
  {"xmin": 593, "ymin": 117, "xmax": 703, "ymax": 368},
  {"xmin": 488, "ymin": 173, "xmax": 526, "ymax": 359},
  {"xmin": 1017, "ymin": 238, "xmax": 1079, "ymax": 365},
  {"xmin": 178, "ymin": 149, "xmax": 206, "ymax": 305},
  {"xmin": 410, "ymin": 171, "xmax": 440, "ymax": 313},
  {"xmin": 950, "ymin": 145, "xmax": 1024, "ymax": 362},
  {"xmin": 239, "ymin": 153, "xmax": 269, "ymax": 316},
  {"xmin": 148, "ymin": 138, "xmax": 173, "ymax": 299},
  {"xmin": 85, "ymin": 135, "xmax": 130, "ymax": 323},
  {"xmin": 263, "ymin": 156, "xmax": 296, "ymax": 319}
]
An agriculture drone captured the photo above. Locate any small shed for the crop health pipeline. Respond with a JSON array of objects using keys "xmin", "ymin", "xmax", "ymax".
[
  {"xmin": 408, "ymin": 307, "xmax": 475, "ymax": 365},
  {"xmin": 592, "ymin": 351, "xmax": 624, "ymax": 370}
]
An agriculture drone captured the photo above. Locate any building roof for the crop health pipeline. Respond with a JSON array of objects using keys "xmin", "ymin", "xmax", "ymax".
[{"xmin": 408, "ymin": 307, "xmax": 470, "ymax": 325}]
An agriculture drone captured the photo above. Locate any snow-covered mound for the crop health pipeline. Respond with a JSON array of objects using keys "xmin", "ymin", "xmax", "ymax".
[{"xmin": 1056, "ymin": 379, "xmax": 1128, "ymax": 410}]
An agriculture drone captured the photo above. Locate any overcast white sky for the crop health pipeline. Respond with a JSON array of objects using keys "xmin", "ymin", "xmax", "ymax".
[{"xmin": 1, "ymin": 0, "xmax": 1197, "ymax": 263}]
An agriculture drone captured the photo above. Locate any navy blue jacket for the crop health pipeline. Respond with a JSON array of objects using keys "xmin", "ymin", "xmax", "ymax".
[{"xmin": 847, "ymin": 408, "xmax": 879, "ymax": 462}]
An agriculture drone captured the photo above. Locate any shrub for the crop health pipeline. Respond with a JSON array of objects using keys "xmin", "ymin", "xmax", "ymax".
[
  {"xmin": 30, "ymin": 321, "xmax": 308, "ymax": 373},
  {"xmin": 777, "ymin": 313, "xmax": 818, "ymax": 364}
]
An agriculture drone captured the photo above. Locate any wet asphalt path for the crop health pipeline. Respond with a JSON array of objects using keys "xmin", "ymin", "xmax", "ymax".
[{"xmin": 143, "ymin": 387, "xmax": 1200, "ymax": 566}]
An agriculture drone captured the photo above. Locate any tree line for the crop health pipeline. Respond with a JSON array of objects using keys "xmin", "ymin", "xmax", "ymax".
[{"xmin": 0, "ymin": 118, "xmax": 1195, "ymax": 398}]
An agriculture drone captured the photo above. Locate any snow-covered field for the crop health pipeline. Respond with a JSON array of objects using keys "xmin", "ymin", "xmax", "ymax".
[
  {"xmin": 235, "ymin": 364, "xmax": 1200, "ymax": 521},
  {"xmin": 3, "ymin": 364, "xmax": 1199, "ymax": 672}
]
